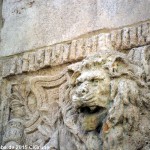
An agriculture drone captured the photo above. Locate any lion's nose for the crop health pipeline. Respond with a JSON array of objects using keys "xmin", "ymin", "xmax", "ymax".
[
  {"xmin": 77, "ymin": 87, "xmax": 89, "ymax": 96},
  {"xmin": 81, "ymin": 88, "xmax": 88, "ymax": 94}
]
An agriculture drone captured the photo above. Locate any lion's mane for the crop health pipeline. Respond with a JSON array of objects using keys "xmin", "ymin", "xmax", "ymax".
[{"xmin": 60, "ymin": 50, "xmax": 150, "ymax": 150}]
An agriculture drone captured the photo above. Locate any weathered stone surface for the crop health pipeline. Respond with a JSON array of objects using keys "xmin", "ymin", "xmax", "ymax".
[
  {"xmin": 1, "ymin": 48, "xmax": 150, "ymax": 149},
  {"xmin": 1, "ymin": 21, "xmax": 150, "ymax": 78},
  {"xmin": 0, "ymin": 1, "xmax": 150, "ymax": 149},
  {"xmin": 58, "ymin": 49, "xmax": 150, "ymax": 150},
  {"xmin": 0, "ymin": 0, "xmax": 150, "ymax": 57}
]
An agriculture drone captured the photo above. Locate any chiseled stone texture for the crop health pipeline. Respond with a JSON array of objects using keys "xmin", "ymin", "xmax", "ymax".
[
  {"xmin": 1, "ymin": 21, "xmax": 150, "ymax": 78},
  {"xmin": 0, "ymin": 0, "xmax": 150, "ymax": 149},
  {"xmin": 1, "ymin": 48, "xmax": 150, "ymax": 150},
  {"xmin": 0, "ymin": 0, "xmax": 150, "ymax": 57}
]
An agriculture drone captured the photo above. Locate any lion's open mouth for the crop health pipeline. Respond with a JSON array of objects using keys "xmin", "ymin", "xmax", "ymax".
[
  {"xmin": 78, "ymin": 106, "xmax": 106, "ymax": 115},
  {"xmin": 77, "ymin": 105, "xmax": 107, "ymax": 132}
]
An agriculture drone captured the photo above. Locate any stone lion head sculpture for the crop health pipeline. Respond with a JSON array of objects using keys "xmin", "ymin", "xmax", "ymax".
[{"xmin": 60, "ymin": 50, "xmax": 150, "ymax": 150}]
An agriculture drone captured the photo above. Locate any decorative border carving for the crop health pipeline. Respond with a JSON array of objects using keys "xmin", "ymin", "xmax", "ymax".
[
  {"xmin": 25, "ymin": 71, "xmax": 67, "ymax": 134},
  {"xmin": 1, "ymin": 21, "xmax": 150, "ymax": 77}
]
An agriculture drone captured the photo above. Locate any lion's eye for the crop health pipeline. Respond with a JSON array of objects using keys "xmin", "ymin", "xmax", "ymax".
[
  {"xmin": 77, "ymin": 82, "xmax": 82, "ymax": 86},
  {"xmin": 91, "ymin": 79, "xmax": 99, "ymax": 82},
  {"xmin": 92, "ymin": 79, "xmax": 99, "ymax": 86}
]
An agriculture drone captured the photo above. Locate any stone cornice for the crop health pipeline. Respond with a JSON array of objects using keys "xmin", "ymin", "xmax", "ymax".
[{"xmin": 1, "ymin": 21, "xmax": 150, "ymax": 78}]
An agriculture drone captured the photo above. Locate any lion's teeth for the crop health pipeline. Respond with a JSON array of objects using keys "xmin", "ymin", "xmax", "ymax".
[{"xmin": 90, "ymin": 106, "xmax": 96, "ymax": 111}]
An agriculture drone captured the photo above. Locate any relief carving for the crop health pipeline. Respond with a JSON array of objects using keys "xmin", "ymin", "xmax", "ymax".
[
  {"xmin": 2, "ymin": 48, "xmax": 150, "ymax": 150},
  {"xmin": 3, "ymin": 89, "xmax": 25, "ymax": 149},
  {"xmin": 2, "ymin": 21, "xmax": 150, "ymax": 78},
  {"xmin": 2, "ymin": 73, "xmax": 67, "ymax": 149},
  {"xmin": 24, "ymin": 72, "xmax": 67, "ymax": 148},
  {"xmin": 46, "ymin": 50, "xmax": 150, "ymax": 150}
]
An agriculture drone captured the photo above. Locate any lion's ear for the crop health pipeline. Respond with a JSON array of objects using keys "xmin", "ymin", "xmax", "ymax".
[
  {"xmin": 68, "ymin": 71, "xmax": 81, "ymax": 86},
  {"xmin": 110, "ymin": 56, "xmax": 129, "ymax": 75},
  {"xmin": 67, "ymin": 62, "xmax": 81, "ymax": 85}
]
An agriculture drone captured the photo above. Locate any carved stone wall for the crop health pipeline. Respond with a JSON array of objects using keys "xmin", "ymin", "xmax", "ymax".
[{"xmin": 0, "ymin": 1, "xmax": 150, "ymax": 150}]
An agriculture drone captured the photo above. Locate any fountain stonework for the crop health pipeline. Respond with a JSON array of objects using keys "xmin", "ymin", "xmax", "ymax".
[{"xmin": 0, "ymin": 0, "xmax": 150, "ymax": 150}]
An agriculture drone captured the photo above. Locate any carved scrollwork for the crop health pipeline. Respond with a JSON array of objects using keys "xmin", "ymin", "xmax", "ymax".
[
  {"xmin": 2, "ymin": 46, "xmax": 150, "ymax": 150},
  {"xmin": 24, "ymin": 71, "xmax": 67, "ymax": 147}
]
